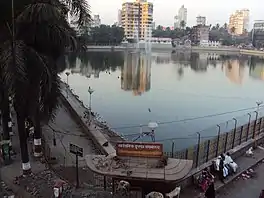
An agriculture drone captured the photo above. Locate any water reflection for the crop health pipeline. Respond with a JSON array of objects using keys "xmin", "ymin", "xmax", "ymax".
[
  {"xmin": 249, "ymin": 56, "xmax": 264, "ymax": 80},
  {"xmin": 65, "ymin": 51, "xmax": 264, "ymax": 86},
  {"xmin": 222, "ymin": 59, "xmax": 245, "ymax": 84},
  {"xmin": 62, "ymin": 51, "xmax": 264, "ymax": 150},
  {"xmin": 121, "ymin": 53, "xmax": 151, "ymax": 96}
]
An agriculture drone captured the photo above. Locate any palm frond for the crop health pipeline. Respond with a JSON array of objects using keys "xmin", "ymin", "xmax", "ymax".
[
  {"xmin": 65, "ymin": 0, "xmax": 92, "ymax": 27},
  {"xmin": 16, "ymin": 2, "xmax": 77, "ymax": 58},
  {"xmin": 0, "ymin": 40, "xmax": 28, "ymax": 95},
  {"xmin": 16, "ymin": 2, "xmax": 63, "ymax": 24},
  {"xmin": 39, "ymin": 62, "xmax": 61, "ymax": 123}
]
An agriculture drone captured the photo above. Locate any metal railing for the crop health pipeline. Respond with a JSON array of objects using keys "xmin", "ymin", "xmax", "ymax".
[{"xmin": 164, "ymin": 116, "xmax": 264, "ymax": 168}]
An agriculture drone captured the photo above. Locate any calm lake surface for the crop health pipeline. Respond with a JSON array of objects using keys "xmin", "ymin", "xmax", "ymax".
[{"xmin": 61, "ymin": 51, "xmax": 264, "ymax": 151}]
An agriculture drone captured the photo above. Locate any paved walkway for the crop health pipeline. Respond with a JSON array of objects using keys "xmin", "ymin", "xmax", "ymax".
[
  {"xmin": 180, "ymin": 147, "xmax": 264, "ymax": 198},
  {"xmin": 43, "ymin": 103, "xmax": 100, "ymax": 167},
  {"xmin": 60, "ymin": 82, "xmax": 121, "ymax": 156},
  {"xmin": 217, "ymin": 160, "xmax": 264, "ymax": 198}
]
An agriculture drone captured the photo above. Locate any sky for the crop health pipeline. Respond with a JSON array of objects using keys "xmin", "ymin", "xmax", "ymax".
[{"xmin": 89, "ymin": 0, "xmax": 263, "ymax": 28}]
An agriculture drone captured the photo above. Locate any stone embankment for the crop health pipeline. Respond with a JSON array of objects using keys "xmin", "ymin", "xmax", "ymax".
[{"xmin": 59, "ymin": 81, "xmax": 123, "ymax": 156}]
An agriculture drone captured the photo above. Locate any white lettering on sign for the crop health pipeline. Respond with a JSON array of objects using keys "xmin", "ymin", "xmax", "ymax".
[{"xmin": 117, "ymin": 143, "xmax": 161, "ymax": 150}]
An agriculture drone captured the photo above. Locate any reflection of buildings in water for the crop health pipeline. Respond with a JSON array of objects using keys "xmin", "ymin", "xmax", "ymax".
[
  {"xmin": 121, "ymin": 53, "xmax": 151, "ymax": 96},
  {"xmin": 249, "ymin": 63, "xmax": 264, "ymax": 80},
  {"xmin": 71, "ymin": 58, "xmax": 100, "ymax": 78},
  {"xmin": 223, "ymin": 59, "xmax": 244, "ymax": 84},
  {"xmin": 171, "ymin": 51, "xmax": 191, "ymax": 65},
  {"xmin": 190, "ymin": 53, "xmax": 208, "ymax": 72},
  {"xmin": 153, "ymin": 55, "xmax": 171, "ymax": 64}
]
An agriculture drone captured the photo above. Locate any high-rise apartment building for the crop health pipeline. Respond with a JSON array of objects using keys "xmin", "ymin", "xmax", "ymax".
[
  {"xmin": 117, "ymin": 9, "xmax": 122, "ymax": 27},
  {"xmin": 228, "ymin": 9, "xmax": 249, "ymax": 35},
  {"xmin": 92, "ymin": 15, "xmax": 101, "ymax": 27},
  {"xmin": 174, "ymin": 5, "xmax": 187, "ymax": 29},
  {"xmin": 196, "ymin": 16, "xmax": 206, "ymax": 26},
  {"xmin": 121, "ymin": 0, "xmax": 153, "ymax": 40}
]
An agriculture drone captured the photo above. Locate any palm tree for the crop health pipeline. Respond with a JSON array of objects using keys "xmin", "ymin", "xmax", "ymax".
[{"xmin": 0, "ymin": 0, "xmax": 91, "ymax": 175}]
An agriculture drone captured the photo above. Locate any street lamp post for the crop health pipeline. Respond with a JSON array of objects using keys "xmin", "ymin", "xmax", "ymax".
[
  {"xmin": 65, "ymin": 72, "xmax": 70, "ymax": 98},
  {"xmin": 88, "ymin": 86, "xmax": 94, "ymax": 125},
  {"xmin": 256, "ymin": 101, "xmax": 263, "ymax": 112},
  {"xmin": 148, "ymin": 122, "xmax": 158, "ymax": 142}
]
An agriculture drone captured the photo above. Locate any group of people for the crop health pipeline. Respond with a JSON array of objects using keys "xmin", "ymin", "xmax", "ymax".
[
  {"xmin": 196, "ymin": 152, "xmax": 238, "ymax": 198},
  {"xmin": 213, "ymin": 152, "xmax": 238, "ymax": 183},
  {"xmin": 197, "ymin": 168, "xmax": 215, "ymax": 198}
]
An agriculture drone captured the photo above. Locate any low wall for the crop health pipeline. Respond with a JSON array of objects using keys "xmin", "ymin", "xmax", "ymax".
[
  {"xmin": 59, "ymin": 83, "xmax": 118, "ymax": 156},
  {"xmin": 59, "ymin": 95, "xmax": 107, "ymax": 155},
  {"xmin": 240, "ymin": 49, "xmax": 264, "ymax": 57}
]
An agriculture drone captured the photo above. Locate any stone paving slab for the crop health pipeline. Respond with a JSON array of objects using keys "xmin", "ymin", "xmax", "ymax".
[
  {"xmin": 180, "ymin": 147, "xmax": 264, "ymax": 198},
  {"xmin": 216, "ymin": 160, "xmax": 264, "ymax": 198}
]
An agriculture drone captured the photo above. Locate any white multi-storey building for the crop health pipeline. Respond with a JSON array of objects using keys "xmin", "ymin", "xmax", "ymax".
[
  {"xmin": 92, "ymin": 15, "xmax": 101, "ymax": 27},
  {"xmin": 117, "ymin": 9, "xmax": 122, "ymax": 27},
  {"xmin": 174, "ymin": 5, "xmax": 187, "ymax": 29},
  {"xmin": 196, "ymin": 16, "xmax": 206, "ymax": 26}
]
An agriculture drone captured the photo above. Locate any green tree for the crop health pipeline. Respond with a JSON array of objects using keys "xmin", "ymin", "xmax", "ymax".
[
  {"xmin": 0, "ymin": 0, "xmax": 91, "ymax": 174},
  {"xmin": 230, "ymin": 26, "xmax": 236, "ymax": 35},
  {"xmin": 89, "ymin": 25, "xmax": 124, "ymax": 45},
  {"xmin": 180, "ymin": 20, "xmax": 186, "ymax": 29}
]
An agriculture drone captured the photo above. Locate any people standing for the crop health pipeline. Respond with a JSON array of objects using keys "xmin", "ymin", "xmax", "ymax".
[
  {"xmin": 204, "ymin": 168, "xmax": 215, "ymax": 198},
  {"xmin": 219, "ymin": 154, "xmax": 225, "ymax": 183}
]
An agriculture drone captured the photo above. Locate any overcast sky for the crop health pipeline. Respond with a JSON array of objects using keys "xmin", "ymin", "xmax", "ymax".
[{"xmin": 89, "ymin": 0, "xmax": 262, "ymax": 28}]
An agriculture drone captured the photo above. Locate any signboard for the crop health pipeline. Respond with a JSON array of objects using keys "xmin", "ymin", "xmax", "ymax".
[
  {"xmin": 116, "ymin": 142, "xmax": 163, "ymax": 158},
  {"xmin": 69, "ymin": 143, "xmax": 83, "ymax": 157}
]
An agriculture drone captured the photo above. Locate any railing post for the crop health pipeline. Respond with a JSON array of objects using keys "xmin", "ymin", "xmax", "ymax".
[
  {"xmin": 239, "ymin": 126, "xmax": 243, "ymax": 145},
  {"xmin": 215, "ymin": 125, "xmax": 220, "ymax": 157},
  {"xmin": 185, "ymin": 148, "xmax": 188, "ymax": 159},
  {"xmin": 196, "ymin": 132, "xmax": 201, "ymax": 168},
  {"xmin": 253, "ymin": 111, "xmax": 258, "ymax": 139},
  {"xmin": 206, "ymin": 140, "xmax": 210, "ymax": 162},
  {"xmin": 232, "ymin": 118, "xmax": 237, "ymax": 148},
  {"xmin": 224, "ymin": 132, "xmax": 228, "ymax": 153},
  {"xmin": 171, "ymin": 141, "xmax": 175, "ymax": 158},
  {"xmin": 246, "ymin": 113, "xmax": 251, "ymax": 141},
  {"xmin": 259, "ymin": 117, "xmax": 262, "ymax": 136}
]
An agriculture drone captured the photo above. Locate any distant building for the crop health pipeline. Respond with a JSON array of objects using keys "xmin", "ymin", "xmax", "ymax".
[
  {"xmin": 228, "ymin": 9, "xmax": 249, "ymax": 35},
  {"xmin": 174, "ymin": 5, "xmax": 187, "ymax": 29},
  {"xmin": 117, "ymin": 9, "xmax": 122, "ymax": 27},
  {"xmin": 121, "ymin": 0, "xmax": 153, "ymax": 40},
  {"xmin": 92, "ymin": 15, "xmax": 101, "ymax": 27},
  {"xmin": 190, "ymin": 25, "xmax": 210, "ymax": 45},
  {"xmin": 152, "ymin": 22, "xmax": 156, "ymax": 30},
  {"xmin": 196, "ymin": 16, "xmax": 206, "ymax": 26},
  {"xmin": 252, "ymin": 20, "xmax": 264, "ymax": 48}
]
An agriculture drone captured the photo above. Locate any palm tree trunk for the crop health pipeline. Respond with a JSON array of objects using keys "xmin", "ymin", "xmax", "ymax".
[
  {"xmin": 16, "ymin": 110, "xmax": 31, "ymax": 175},
  {"xmin": 33, "ymin": 107, "xmax": 42, "ymax": 157},
  {"xmin": 1, "ymin": 90, "xmax": 11, "ymax": 145}
]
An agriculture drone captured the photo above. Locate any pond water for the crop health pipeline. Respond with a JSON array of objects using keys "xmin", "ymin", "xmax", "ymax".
[{"xmin": 61, "ymin": 50, "xmax": 264, "ymax": 151}]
